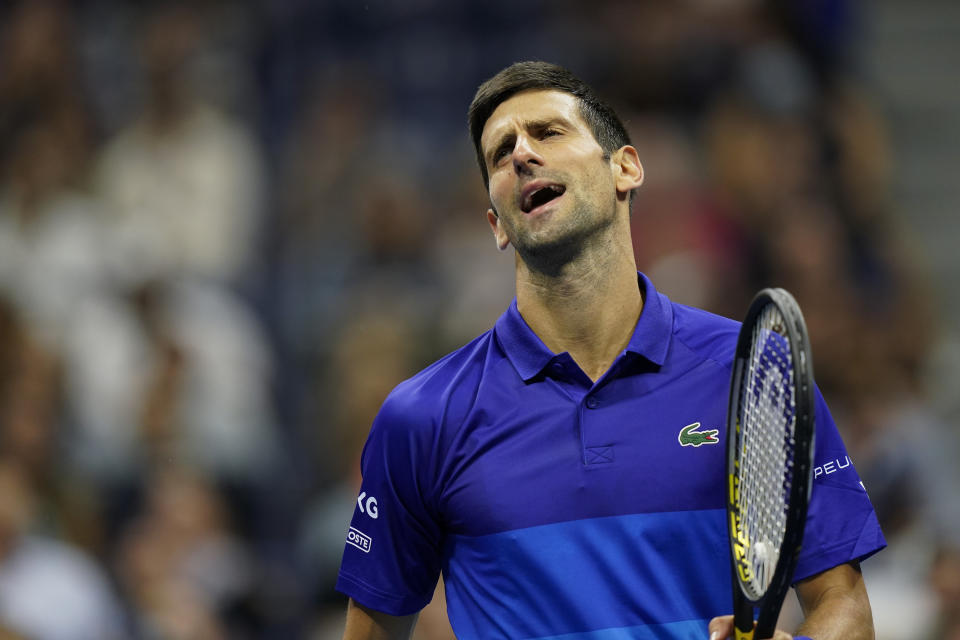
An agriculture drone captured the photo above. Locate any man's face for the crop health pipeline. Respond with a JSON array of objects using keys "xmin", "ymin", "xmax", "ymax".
[{"xmin": 480, "ymin": 89, "xmax": 621, "ymax": 262}]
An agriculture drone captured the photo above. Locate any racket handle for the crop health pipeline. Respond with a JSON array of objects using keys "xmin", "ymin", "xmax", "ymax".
[{"xmin": 733, "ymin": 591, "xmax": 754, "ymax": 639}]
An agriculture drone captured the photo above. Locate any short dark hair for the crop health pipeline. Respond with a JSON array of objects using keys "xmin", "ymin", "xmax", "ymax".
[{"xmin": 468, "ymin": 61, "xmax": 632, "ymax": 189}]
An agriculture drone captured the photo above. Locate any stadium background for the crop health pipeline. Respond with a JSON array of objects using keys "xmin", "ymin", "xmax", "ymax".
[{"xmin": 0, "ymin": 0, "xmax": 958, "ymax": 638}]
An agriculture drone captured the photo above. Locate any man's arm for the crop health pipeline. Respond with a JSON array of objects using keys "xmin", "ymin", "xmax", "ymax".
[
  {"xmin": 342, "ymin": 598, "xmax": 418, "ymax": 640},
  {"xmin": 708, "ymin": 562, "xmax": 874, "ymax": 639},
  {"xmin": 793, "ymin": 561, "xmax": 874, "ymax": 640}
]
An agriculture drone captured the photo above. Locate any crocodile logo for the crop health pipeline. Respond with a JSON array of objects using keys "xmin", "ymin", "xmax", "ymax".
[{"xmin": 678, "ymin": 422, "xmax": 720, "ymax": 447}]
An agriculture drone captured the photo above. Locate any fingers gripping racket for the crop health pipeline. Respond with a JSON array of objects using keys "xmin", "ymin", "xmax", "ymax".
[{"xmin": 726, "ymin": 288, "xmax": 816, "ymax": 640}]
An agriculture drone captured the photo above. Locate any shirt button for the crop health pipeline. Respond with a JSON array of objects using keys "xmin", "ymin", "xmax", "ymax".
[{"xmin": 585, "ymin": 397, "xmax": 600, "ymax": 409}]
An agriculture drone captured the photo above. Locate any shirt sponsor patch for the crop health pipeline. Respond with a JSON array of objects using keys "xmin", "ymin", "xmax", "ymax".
[
  {"xmin": 346, "ymin": 526, "xmax": 372, "ymax": 553},
  {"xmin": 813, "ymin": 456, "xmax": 852, "ymax": 480}
]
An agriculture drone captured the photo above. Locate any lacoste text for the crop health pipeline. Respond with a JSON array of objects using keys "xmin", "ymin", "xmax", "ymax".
[{"xmin": 347, "ymin": 527, "xmax": 372, "ymax": 553}]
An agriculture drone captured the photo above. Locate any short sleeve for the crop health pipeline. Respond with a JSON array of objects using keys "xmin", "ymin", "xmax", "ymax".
[
  {"xmin": 792, "ymin": 387, "xmax": 886, "ymax": 583},
  {"xmin": 335, "ymin": 389, "xmax": 444, "ymax": 615}
]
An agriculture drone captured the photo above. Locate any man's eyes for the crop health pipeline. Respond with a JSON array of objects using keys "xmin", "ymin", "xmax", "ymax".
[
  {"xmin": 490, "ymin": 129, "xmax": 563, "ymax": 166},
  {"xmin": 493, "ymin": 145, "xmax": 511, "ymax": 164}
]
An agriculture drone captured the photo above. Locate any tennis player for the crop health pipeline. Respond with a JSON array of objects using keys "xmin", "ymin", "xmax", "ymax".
[{"xmin": 336, "ymin": 61, "xmax": 884, "ymax": 640}]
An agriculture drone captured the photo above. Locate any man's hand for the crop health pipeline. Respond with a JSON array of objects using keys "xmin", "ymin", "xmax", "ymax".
[
  {"xmin": 706, "ymin": 615, "xmax": 793, "ymax": 639},
  {"xmin": 707, "ymin": 561, "xmax": 874, "ymax": 640}
]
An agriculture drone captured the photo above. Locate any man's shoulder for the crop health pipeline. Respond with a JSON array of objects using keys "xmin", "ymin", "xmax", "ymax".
[
  {"xmin": 668, "ymin": 300, "xmax": 741, "ymax": 369},
  {"xmin": 378, "ymin": 329, "xmax": 500, "ymax": 430}
]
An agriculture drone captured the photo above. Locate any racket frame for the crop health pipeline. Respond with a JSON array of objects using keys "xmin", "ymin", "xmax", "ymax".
[{"xmin": 726, "ymin": 288, "xmax": 816, "ymax": 640}]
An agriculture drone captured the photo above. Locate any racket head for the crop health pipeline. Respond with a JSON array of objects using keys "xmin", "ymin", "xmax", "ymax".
[{"xmin": 726, "ymin": 288, "xmax": 816, "ymax": 637}]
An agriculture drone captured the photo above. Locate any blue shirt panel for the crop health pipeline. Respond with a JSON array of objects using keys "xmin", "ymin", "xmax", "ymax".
[
  {"xmin": 336, "ymin": 273, "xmax": 885, "ymax": 637},
  {"xmin": 444, "ymin": 510, "xmax": 729, "ymax": 640}
]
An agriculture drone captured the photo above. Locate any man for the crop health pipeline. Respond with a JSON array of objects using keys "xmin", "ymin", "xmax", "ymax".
[{"xmin": 336, "ymin": 61, "xmax": 884, "ymax": 640}]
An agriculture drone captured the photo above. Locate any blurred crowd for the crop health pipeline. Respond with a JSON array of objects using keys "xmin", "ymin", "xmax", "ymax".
[{"xmin": 0, "ymin": 0, "xmax": 957, "ymax": 639}]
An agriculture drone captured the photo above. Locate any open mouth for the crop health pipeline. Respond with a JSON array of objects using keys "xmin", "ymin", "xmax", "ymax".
[{"xmin": 521, "ymin": 184, "xmax": 566, "ymax": 213}]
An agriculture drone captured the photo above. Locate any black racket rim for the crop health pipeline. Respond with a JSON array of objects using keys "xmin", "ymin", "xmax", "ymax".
[{"xmin": 726, "ymin": 287, "xmax": 816, "ymax": 635}]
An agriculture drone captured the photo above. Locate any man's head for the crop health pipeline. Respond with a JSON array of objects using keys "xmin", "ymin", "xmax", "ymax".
[
  {"xmin": 468, "ymin": 61, "xmax": 632, "ymax": 190},
  {"xmin": 468, "ymin": 62, "xmax": 643, "ymax": 271}
]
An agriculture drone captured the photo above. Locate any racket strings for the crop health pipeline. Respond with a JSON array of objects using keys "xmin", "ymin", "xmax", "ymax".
[{"xmin": 736, "ymin": 305, "xmax": 797, "ymax": 599}]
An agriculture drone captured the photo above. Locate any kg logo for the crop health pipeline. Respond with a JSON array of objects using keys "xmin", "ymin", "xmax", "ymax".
[
  {"xmin": 678, "ymin": 422, "xmax": 719, "ymax": 447},
  {"xmin": 357, "ymin": 492, "xmax": 379, "ymax": 519}
]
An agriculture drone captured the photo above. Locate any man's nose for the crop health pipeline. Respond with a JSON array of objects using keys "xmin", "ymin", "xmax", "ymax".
[{"xmin": 512, "ymin": 135, "xmax": 542, "ymax": 174}]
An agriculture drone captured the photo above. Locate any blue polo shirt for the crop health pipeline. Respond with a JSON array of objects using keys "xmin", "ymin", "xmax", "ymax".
[{"xmin": 336, "ymin": 273, "xmax": 885, "ymax": 639}]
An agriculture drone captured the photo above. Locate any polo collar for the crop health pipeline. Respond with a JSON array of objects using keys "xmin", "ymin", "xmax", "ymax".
[{"xmin": 494, "ymin": 272, "xmax": 674, "ymax": 382}]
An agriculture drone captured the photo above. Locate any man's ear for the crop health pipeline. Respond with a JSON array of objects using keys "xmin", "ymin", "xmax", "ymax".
[
  {"xmin": 486, "ymin": 208, "xmax": 510, "ymax": 251},
  {"xmin": 612, "ymin": 145, "xmax": 644, "ymax": 195}
]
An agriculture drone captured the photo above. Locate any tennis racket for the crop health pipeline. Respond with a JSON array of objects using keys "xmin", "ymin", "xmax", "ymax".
[{"xmin": 726, "ymin": 288, "xmax": 816, "ymax": 640}]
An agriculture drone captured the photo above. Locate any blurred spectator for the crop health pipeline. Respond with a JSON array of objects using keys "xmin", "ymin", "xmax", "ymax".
[
  {"xmin": 0, "ymin": 305, "xmax": 61, "ymax": 483},
  {"xmin": 838, "ymin": 300, "xmax": 960, "ymax": 640},
  {"xmin": 704, "ymin": 95, "xmax": 821, "ymax": 233},
  {"xmin": 628, "ymin": 113, "xmax": 748, "ymax": 317},
  {"xmin": 823, "ymin": 82, "xmax": 894, "ymax": 225},
  {"xmin": 929, "ymin": 544, "xmax": 960, "ymax": 640},
  {"xmin": 0, "ymin": 0, "xmax": 89, "ymax": 162},
  {"xmin": 273, "ymin": 76, "xmax": 447, "ymax": 501},
  {"xmin": 115, "ymin": 465, "xmax": 254, "ymax": 639},
  {"xmin": 0, "ymin": 457, "xmax": 126, "ymax": 640},
  {"xmin": 95, "ymin": 3, "xmax": 264, "ymax": 287},
  {"xmin": 61, "ymin": 280, "xmax": 281, "ymax": 494},
  {"xmin": 0, "ymin": 90, "xmax": 109, "ymax": 350},
  {"xmin": 271, "ymin": 70, "xmax": 380, "ymax": 359},
  {"xmin": 0, "ymin": 298, "xmax": 104, "ymax": 555}
]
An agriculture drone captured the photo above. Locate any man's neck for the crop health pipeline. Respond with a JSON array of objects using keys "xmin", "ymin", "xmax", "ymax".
[{"xmin": 514, "ymin": 228, "xmax": 642, "ymax": 383}]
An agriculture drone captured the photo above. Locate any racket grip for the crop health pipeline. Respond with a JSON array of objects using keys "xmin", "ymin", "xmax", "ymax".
[{"xmin": 733, "ymin": 592, "xmax": 754, "ymax": 639}]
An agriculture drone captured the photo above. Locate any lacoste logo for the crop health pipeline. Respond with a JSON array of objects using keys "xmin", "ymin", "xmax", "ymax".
[{"xmin": 678, "ymin": 422, "xmax": 719, "ymax": 447}]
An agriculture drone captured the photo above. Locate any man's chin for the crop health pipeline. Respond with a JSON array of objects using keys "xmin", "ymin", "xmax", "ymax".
[{"xmin": 513, "ymin": 230, "xmax": 588, "ymax": 276}]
